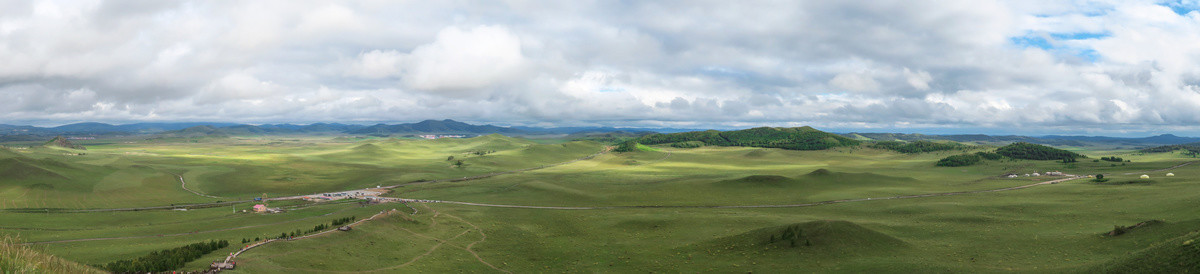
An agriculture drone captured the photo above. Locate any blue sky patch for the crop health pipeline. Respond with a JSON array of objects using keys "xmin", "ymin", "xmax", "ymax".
[
  {"xmin": 1161, "ymin": 1, "xmax": 1199, "ymax": 15},
  {"xmin": 1011, "ymin": 32, "xmax": 1104, "ymax": 62},
  {"xmin": 1050, "ymin": 32, "xmax": 1110, "ymax": 40},
  {"xmin": 1010, "ymin": 35, "xmax": 1052, "ymax": 50}
]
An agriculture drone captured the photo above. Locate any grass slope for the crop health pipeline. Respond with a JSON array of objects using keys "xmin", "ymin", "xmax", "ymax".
[
  {"xmin": 695, "ymin": 220, "xmax": 907, "ymax": 254},
  {"xmin": 1090, "ymin": 230, "xmax": 1200, "ymax": 273},
  {"xmin": 1, "ymin": 235, "xmax": 105, "ymax": 274}
]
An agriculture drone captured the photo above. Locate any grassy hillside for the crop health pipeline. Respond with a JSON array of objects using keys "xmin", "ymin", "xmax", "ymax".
[
  {"xmin": 638, "ymin": 126, "xmax": 860, "ymax": 150},
  {"xmin": 1, "ymin": 235, "xmax": 105, "ymax": 273},
  {"xmin": 996, "ymin": 142, "xmax": 1085, "ymax": 160},
  {"xmin": 1089, "ymin": 230, "xmax": 1200, "ymax": 273},
  {"xmin": 5, "ymin": 135, "xmax": 1200, "ymax": 272},
  {"xmin": 693, "ymin": 220, "xmax": 907, "ymax": 254}
]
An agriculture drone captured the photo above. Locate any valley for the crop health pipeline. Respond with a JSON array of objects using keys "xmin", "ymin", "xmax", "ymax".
[{"xmin": 3, "ymin": 129, "xmax": 1199, "ymax": 272}]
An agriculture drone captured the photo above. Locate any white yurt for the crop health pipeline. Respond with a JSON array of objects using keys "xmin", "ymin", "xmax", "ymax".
[
  {"xmin": 1166, "ymin": 173, "xmax": 1175, "ymax": 177},
  {"xmin": 1140, "ymin": 174, "xmax": 1150, "ymax": 179}
]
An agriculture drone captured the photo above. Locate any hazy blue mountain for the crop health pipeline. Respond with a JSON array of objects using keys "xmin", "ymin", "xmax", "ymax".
[
  {"xmin": 1039, "ymin": 134, "xmax": 1200, "ymax": 145},
  {"xmin": 348, "ymin": 119, "xmax": 527, "ymax": 135},
  {"xmin": 512, "ymin": 126, "xmax": 702, "ymax": 134}
]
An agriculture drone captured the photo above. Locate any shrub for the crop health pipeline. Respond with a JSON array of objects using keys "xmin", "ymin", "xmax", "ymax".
[{"xmin": 613, "ymin": 140, "xmax": 641, "ymax": 152}]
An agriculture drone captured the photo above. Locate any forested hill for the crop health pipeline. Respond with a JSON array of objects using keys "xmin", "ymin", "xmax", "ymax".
[
  {"xmin": 995, "ymin": 142, "xmax": 1085, "ymax": 160},
  {"xmin": 636, "ymin": 126, "xmax": 860, "ymax": 150}
]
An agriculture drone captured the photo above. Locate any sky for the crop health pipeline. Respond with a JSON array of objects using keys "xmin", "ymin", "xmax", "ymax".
[{"xmin": 3, "ymin": 0, "xmax": 1200, "ymax": 136}]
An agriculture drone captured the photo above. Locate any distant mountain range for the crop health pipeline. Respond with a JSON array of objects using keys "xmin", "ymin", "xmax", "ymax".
[
  {"xmin": 3, "ymin": 120, "xmax": 1200, "ymax": 148},
  {"xmin": 840, "ymin": 132, "xmax": 1200, "ymax": 147},
  {"xmin": 348, "ymin": 119, "xmax": 525, "ymax": 135},
  {"xmin": 0, "ymin": 120, "xmax": 697, "ymax": 138}
]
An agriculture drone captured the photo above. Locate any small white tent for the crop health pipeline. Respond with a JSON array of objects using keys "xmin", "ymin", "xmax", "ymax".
[
  {"xmin": 1140, "ymin": 174, "xmax": 1150, "ymax": 179},
  {"xmin": 1166, "ymin": 173, "xmax": 1175, "ymax": 177}
]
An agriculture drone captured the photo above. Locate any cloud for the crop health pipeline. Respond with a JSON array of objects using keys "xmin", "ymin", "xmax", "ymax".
[
  {"xmin": 401, "ymin": 25, "xmax": 528, "ymax": 92},
  {"xmin": 1, "ymin": 0, "xmax": 1200, "ymax": 135},
  {"xmin": 903, "ymin": 68, "xmax": 933, "ymax": 90},
  {"xmin": 829, "ymin": 73, "xmax": 880, "ymax": 92}
]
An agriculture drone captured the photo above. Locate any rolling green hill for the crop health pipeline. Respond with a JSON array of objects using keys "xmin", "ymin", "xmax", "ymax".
[
  {"xmin": 638, "ymin": 126, "xmax": 860, "ymax": 150},
  {"xmin": 692, "ymin": 220, "xmax": 907, "ymax": 254},
  {"xmin": 1090, "ymin": 230, "xmax": 1200, "ymax": 273},
  {"xmin": 995, "ymin": 142, "xmax": 1085, "ymax": 160},
  {"xmin": 714, "ymin": 169, "xmax": 917, "ymax": 188},
  {"xmin": 44, "ymin": 136, "xmax": 86, "ymax": 150}
]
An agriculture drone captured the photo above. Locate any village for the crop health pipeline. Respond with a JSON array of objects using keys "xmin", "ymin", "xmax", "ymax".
[{"xmin": 1003, "ymin": 171, "xmax": 1176, "ymax": 180}]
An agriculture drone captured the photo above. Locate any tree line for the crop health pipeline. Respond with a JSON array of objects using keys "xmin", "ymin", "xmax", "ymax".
[
  {"xmin": 637, "ymin": 127, "xmax": 861, "ymax": 151},
  {"xmin": 239, "ymin": 215, "xmax": 358, "ymax": 244},
  {"xmin": 99, "ymin": 240, "xmax": 228, "ymax": 273},
  {"xmin": 936, "ymin": 154, "xmax": 983, "ymax": 167},
  {"xmin": 870, "ymin": 140, "xmax": 966, "ymax": 153}
]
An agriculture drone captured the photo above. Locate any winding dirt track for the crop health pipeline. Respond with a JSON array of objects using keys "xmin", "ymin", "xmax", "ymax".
[
  {"xmin": 175, "ymin": 174, "xmax": 223, "ymax": 199},
  {"xmin": 1120, "ymin": 160, "xmax": 1198, "ymax": 175}
]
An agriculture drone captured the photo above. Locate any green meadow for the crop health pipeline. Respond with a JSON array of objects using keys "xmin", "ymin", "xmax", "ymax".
[{"xmin": 2, "ymin": 134, "xmax": 1198, "ymax": 272}]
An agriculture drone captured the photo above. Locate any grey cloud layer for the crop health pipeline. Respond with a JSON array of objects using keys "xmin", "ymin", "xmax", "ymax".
[{"xmin": 2, "ymin": 0, "xmax": 1199, "ymax": 131}]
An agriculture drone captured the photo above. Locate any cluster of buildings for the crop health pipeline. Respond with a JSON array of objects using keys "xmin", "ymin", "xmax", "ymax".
[
  {"xmin": 418, "ymin": 134, "xmax": 467, "ymax": 139},
  {"xmin": 1004, "ymin": 171, "xmax": 1178, "ymax": 179},
  {"xmin": 301, "ymin": 189, "xmax": 390, "ymax": 202},
  {"xmin": 1004, "ymin": 171, "xmax": 1064, "ymax": 178},
  {"xmin": 251, "ymin": 204, "xmax": 283, "ymax": 213}
]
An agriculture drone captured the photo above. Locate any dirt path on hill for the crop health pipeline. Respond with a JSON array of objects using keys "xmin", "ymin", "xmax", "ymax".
[
  {"xmin": 1119, "ymin": 160, "xmax": 1198, "ymax": 175},
  {"xmin": 440, "ymin": 211, "xmax": 510, "ymax": 273},
  {"xmin": 361, "ymin": 205, "xmax": 507, "ymax": 273},
  {"xmin": 240, "ymin": 204, "xmax": 502, "ymax": 273},
  {"xmin": 174, "ymin": 174, "xmax": 224, "ymax": 199},
  {"xmin": 213, "ymin": 209, "xmax": 398, "ymax": 272}
]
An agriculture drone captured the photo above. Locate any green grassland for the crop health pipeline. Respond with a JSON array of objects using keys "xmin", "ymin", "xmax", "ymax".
[{"xmin": 1, "ymin": 135, "xmax": 1198, "ymax": 272}]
